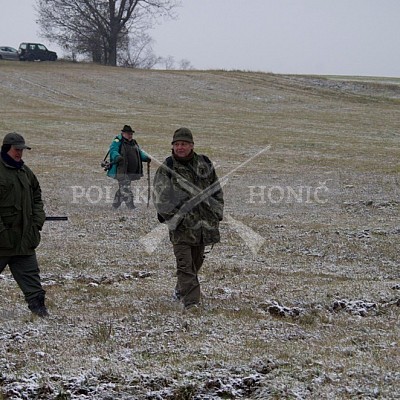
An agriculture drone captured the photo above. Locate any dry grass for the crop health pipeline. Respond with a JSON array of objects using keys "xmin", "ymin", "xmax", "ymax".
[{"xmin": 0, "ymin": 60, "xmax": 399, "ymax": 399}]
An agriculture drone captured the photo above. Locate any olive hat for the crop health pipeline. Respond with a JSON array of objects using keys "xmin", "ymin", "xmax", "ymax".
[{"xmin": 172, "ymin": 127, "xmax": 194, "ymax": 144}]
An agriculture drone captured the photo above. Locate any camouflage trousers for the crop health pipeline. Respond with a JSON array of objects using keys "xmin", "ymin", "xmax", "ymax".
[
  {"xmin": 0, "ymin": 254, "xmax": 45, "ymax": 302},
  {"xmin": 173, "ymin": 244, "xmax": 205, "ymax": 308},
  {"xmin": 113, "ymin": 177, "xmax": 135, "ymax": 209}
]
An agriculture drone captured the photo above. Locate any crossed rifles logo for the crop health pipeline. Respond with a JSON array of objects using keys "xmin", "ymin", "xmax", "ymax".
[{"xmin": 140, "ymin": 146, "xmax": 271, "ymax": 255}]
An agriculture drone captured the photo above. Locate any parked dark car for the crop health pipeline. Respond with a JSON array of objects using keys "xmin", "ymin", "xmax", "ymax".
[
  {"xmin": 18, "ymin": 42, "xmax": 57, "ymax": 61},
  {"xmin": 0, "ymin": 46, "xmax": 19, "ymax": 60}
]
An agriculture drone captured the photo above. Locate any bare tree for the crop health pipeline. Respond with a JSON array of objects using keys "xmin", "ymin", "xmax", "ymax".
[
  {"xmin": 35, "ymin": 0, "xmax": 180, "ymax": 66},
  {"xmin": 118, "ymin": 32, "xmax": 161, "ymax": 69},
  {"xmin": 179, "ymin": 58, "xmax": 194, "ymax": 70},
  {"xmin": 162, "ymin": 55, "xmax": 175, "ymax": 70}
]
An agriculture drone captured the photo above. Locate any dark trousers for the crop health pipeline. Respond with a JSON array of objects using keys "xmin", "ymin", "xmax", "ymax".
[
  {"xmin": 0, "ymin": 254, "xmax": 45, "ymax": 302},
  {"xmin": 173, "ymin": 244, "xmax": 205, "ymax": 307},
  {"xmin": 113, "ymin": 177, "xmax": 134, "ymax": 208}
]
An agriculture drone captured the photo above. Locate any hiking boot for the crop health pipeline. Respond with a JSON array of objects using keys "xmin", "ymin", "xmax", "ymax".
[{"xmin": 28, "ymin": 294, "xmax": 49, "ymax": 318}]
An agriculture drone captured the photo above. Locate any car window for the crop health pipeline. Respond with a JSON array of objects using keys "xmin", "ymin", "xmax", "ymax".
[{"xmin": 38, "ymin": 45, "xmax": 46, "ymax": 50}]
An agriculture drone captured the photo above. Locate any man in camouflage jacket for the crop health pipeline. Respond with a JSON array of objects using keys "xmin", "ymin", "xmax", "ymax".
[
  {"xmin": 0, "ymin": 133, "xmax": 48, "ymax": 317},
  {"xmin": 153, "ymin": 128, "xmax": 224, "ymax": 310}
]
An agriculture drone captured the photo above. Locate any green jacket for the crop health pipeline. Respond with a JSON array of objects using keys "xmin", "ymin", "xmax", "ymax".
[
  {"xmin": 0, "ymin": 156, "xmax": 45, "ymax": 256},
  {"xmin": 153, "ymin": 152, "xmax": 224, "ymax": 246}
]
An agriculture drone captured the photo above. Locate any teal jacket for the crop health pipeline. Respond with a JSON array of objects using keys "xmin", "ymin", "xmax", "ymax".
[
  {"xmin": 0, "ymin": 156, "xmax": 45, "ymax": 256},
  {"xmin": 106, "ymin": 134, "xmax": 150, "ymax": 179}
]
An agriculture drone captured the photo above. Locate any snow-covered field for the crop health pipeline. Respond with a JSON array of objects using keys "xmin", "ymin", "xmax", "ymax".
[{"xmin": 0, "ymin": 61, "xmax": 399, "ymax": 399}]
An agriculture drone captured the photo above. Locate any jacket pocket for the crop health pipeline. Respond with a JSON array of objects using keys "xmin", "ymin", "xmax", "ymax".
[
  {"xmin": 0, "ymin": 229, "xmax": 13, "ymax": 249},
  {"xmin": 0, "ymin": 182, "xmax": 16, "ymax": 206}
]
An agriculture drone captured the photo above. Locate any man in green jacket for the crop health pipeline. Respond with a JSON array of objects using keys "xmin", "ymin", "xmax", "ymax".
[
  {"xmin": 153, "ymin": 128, "xmax": 224, "ymax": 310},
  {"xmin": 0, "ymin": 132, "xmax": 48, "ymax": 317},
  {"xmin": 107, "ymin": 125, "xmax": 150, "ymax": 210}
]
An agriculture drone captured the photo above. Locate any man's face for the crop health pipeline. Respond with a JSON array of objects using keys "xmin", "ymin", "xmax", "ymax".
[
  {"xmin": 173, "ymin": 141, "xmax": 194, "ymax": 158},
  {"xmin": 7, "ymin": 146, "xmax": 23, "ymax": 162},
  {"xmin": 122, "ymin": 131, "xmax": 133, "ymax": 141}
]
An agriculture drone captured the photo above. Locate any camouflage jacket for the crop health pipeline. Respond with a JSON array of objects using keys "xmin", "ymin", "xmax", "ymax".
[{"xmin": 153, "ymin": 152, "xmax": 224, "ymax": 246}]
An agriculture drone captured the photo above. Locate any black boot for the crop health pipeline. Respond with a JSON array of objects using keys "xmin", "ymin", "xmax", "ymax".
[
  {"xmin": 126, "ymin": 202, "xmax": 136, "ymax": 210},
  {"xmin": 28, "ymin": 294, "xmax": 49, "ymax": 317}
]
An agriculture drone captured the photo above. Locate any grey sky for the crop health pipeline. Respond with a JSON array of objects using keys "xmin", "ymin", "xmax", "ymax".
[{"xmin": 2, "ymin": 0, "xmax": 400, "ymax": 77}]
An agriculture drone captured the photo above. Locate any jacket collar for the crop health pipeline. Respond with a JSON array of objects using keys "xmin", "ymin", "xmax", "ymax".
[{"xmin": 1, "ymin": 151, "xmax": 25, "ymax": 169}]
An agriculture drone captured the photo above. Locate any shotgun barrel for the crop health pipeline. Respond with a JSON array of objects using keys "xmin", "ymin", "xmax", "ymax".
[{"xmin": 45, "ymin": 216, "xmax": 68, "ymax": 221}]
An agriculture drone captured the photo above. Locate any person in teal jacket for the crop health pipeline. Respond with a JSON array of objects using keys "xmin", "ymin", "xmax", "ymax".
[{"xmin": 107, "ymin": 125, "xmax": 150, "ymax": 209}]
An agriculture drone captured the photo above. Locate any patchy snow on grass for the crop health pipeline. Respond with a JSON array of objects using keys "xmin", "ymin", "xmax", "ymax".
[{"xmin": 0, "ymin": 62, "xmax": 399, "ymax": 399}]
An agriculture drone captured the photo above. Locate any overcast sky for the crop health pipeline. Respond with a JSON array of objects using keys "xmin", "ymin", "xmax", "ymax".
[{"xmin": 2, "ymin": 0, "xmax": 400, "ymax": 77}]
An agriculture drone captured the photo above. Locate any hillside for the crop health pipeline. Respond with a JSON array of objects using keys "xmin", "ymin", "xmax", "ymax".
[{"xmin": 0, "ymin": 61, "xmax": 399, "ymax": 399}]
